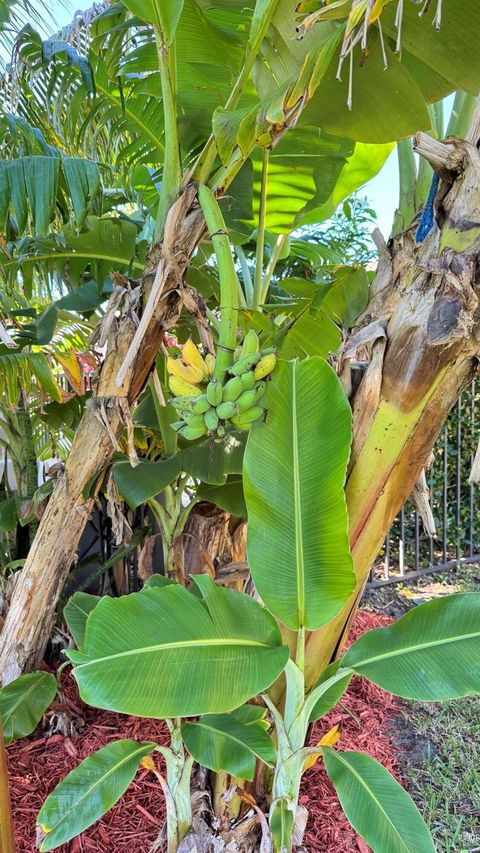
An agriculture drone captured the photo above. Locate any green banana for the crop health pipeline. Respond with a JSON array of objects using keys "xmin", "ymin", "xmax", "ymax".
[
  {"xmin": 204, "ymin": 408, "xmax": 220, "ymax": 431},
  {"xmin": 183, "ymin": 413, "xmax": 207, "ymax": 429},
  {"xmin": 230, "ymin": 406, "xmax": 264, "ymax": 430},
  {"xmin": 179, "ymin": 423, "xmax": 208, "ymax": 440},
  {"xmin": 240, "ymin": 329, "xmax": 259, "ymax": 357},
  {"xmin": 222, "ymin": 375, "xmax": 244, "ymax": 402},
  {"xmin": 216, "ymin": 400, "xmax": 239, "ymax": 420},
  {"xmin": 171, "ymin": 395, "xmax": 196, "ymax": 411},
  {"xmin": 171, "ymin": 420, "xmax": 187, "ymax": 432},
  {"xmin": 217, "ymin": 424, "xmax": 226, "ymax": 438},
  {"xmin": 206, "ymin": 379, "xmax": 223, "ymax": 406},
  {"xmin": 254, "ymin": 381, "xmax": 266, "ymax": 402},
  {"xmin": 236, "ymin": 388, "xmax": 257, "ymax": 414},
  {"xmin": 229, "ymin": 352, "xmax": 262, "ymax": 376},
  {"xmin": 233, "ymin": 345, "xmax": 242, "ymax": 363},
  {"xmin": 241, "ymin": 371, "xmax": 256, "ymax": 391},
  {"xmin": 190, "ymin": 394, "xmax": 211, "ymax": 414}
]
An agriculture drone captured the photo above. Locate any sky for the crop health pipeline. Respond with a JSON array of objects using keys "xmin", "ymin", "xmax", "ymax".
[{"xmin": 366, "ymin": 150, "xmax": 399, "ymax": 239}]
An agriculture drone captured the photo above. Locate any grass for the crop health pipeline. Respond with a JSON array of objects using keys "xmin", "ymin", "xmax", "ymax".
[
  {"xmin": 400, "ymin": 699, "xmax": 480, "ymax": 853},
  {"xmin": 367, "ymin": 565, "xmax": 480, "ymax": 853}
]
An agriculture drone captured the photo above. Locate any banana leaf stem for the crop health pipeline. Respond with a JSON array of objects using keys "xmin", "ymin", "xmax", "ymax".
[
  {"xmin": 252, "ymin": 147, "xmax": 269, "ymax": 310},
  {"xmin": 236, "ymin": 245, "xmax": 254, "ymax": 306},
  {"xmin": 198, "ymin": 185, "xmax": 239, "ymax": 382},
  {"xmin": 154, "ymin": 37, "xmax": 182, "ymax": 242},
  {"xmin": 295, "ymin": 626, "xmax": 305, "ymax": 674},
  {"xmin": 150, "ymin": 370, "xmax": 177, "ymax": 457},
  {"xmin": 191, "ymin": 0, "xmax": 281, "ymax": 184},
  {"xmin": 261, "ymin": 232, "xmax": 289, "ymax": 304},
  {"xmin": 447, "ymin": 91, "xmax": 477, "ymax": 138},
  {"xmin": 391, "ymin": 139, "xmax": 417, "ymax": 236}
]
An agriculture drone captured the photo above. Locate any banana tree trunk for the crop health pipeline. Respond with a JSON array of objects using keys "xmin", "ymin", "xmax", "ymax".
[
  {"xmin": 0, "ymin": 190, "xmax": 204, "ymax": 685},
  {"xmin": 303, "ymin": 118, "xmax": 480, "ymax": 687}
]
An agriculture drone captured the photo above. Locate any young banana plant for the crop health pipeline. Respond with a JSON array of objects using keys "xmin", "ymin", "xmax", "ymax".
[{"xmin": 2, "ymin": 353, "xmax": 473, "ymax": 853}]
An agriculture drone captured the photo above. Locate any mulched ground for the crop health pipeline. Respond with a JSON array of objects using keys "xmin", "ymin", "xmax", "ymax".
[{"xmin": 7, "ymin": 610, "xmax": 400, "ymax": 852}]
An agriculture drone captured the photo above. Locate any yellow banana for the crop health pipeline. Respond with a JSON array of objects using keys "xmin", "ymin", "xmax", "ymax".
[
  {"xmin": 254, "ymin": 353, "xmax": 277, "ymax": 380},
  {"xmin": 168, "ymin": 375, "xmax": 200, "ymax": 397},
  {"xmin": 182, "ymin": 339, "xmax": 208, "ymax": 380},
  {"xmin": 167, "ymin": 355, "xmax": 204, "ymax": 385}
]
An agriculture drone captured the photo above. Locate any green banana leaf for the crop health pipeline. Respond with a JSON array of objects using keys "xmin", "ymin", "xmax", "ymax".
[
  {"xmin": 181, "ymin": 433, "xmax": 246, "ymax": 485},
  {"xmin": 250, "ymin": 130, "xmax": 392, "ymax": 233},
  {"xmin": 197, "ymin": 475, "xmax": 247, "ymax": 518},
  {"xmin": 64, "ymin": 591, "xmax": 101, "ymax": 651},
  {"xmin": 308, "ymin": 661, "xmax": 353, "ymax": 722},
  {"xmin": 182, "ymin": 706, "xmax": 276, "ymax": 780},
  {"xmin": 70, "ymin": 576, "xmax": 289, "ymax": 717},
  {"xmin": 244, "ymin": 357, "xmax": 355, "ymax": 630},
  {"xmin": 37, "ymin": 739, "xmax": 155, "ymax": 852},
  {"xmin": 112, "ymin": 457, "xmax": 182, "ymax": 508},
  {"xmin": 0, "ymin": 671, "xmax": 57, "ymax": 744},
  {"xmin": 322, "ymin": 749, "xmax": 435, "ymax": 853},
  {"xmin": 343, "ymin": 593, "xmax": 480, "ymax": 700},
  {"xmin": 0, "ymin": 496, "xmax": 21, "ymax": 533}
]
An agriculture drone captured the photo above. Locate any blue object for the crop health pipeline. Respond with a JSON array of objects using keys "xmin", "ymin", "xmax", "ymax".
[{"xmin": 415, "ymin": 173, "xmax": 440, "ymax": 243}]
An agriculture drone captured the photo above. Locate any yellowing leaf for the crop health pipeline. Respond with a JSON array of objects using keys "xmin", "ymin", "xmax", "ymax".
[
  {"xmin": 140, "ymin": 755, "xmax": 157, "ymax": 772},
  {"xmin": 370, "ymin": 0, "xmax": 390, "ymax": 24},
  {"xmin": 55, "ymin": 352, "xmax": 85, "ymax": 396},
  {"xmin": 304, "ymin": 724, "xmax": 342, "ymax": 770},
  {"xmin": 319, "ymin": 723, "xmax": 342, "ymax": 748}
]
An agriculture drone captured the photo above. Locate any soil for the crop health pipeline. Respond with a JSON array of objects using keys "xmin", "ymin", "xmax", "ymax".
[{"xmin": 7, "ymin": 610, "xmax": 402, "ymax": 853}]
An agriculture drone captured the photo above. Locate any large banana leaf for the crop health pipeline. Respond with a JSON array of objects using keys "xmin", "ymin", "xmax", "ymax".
[
  {"xmin": 0, "ymin": 671, "xmax": 57, "ymax": 744},
  {"xmin": 37, "ymin": 739, "xmax": 155, "ymax": 851},
  {"xmin": 260, "ymin": 0, "xmax": 480, "ymax": 143},
  {"xmin": 343, "ymin": 593, "xmax": 480, "ymax": 700},
  {"xmin": 323, "ymin": 749, "xmax": 435, "ymax": 853},
  {"xmin": 112, "ymin": 457, "xmax": 182, "ymax": 508},
  {"xmin": 182, "ymin": 706, "xmax": 276, "ymax": 780},
  {"xmin": 64, "ymin": 591, "xmax": 101, "ymax": 651},
  {"xmin": 70, "ymin": 576, "xmax": 289, "ymax": 717},
  {"xmin": 244, "ymin": 357, "xmax": 355, "ymax": 630},
  {"xmin": 249, "ymin": 130, "xmax": 392, "ymax": 233}
]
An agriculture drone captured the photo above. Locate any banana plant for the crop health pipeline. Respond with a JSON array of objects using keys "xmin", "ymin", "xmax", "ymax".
[{"xmin": 31, "ymin": 355, "xmax": 480, "ymax": 852}]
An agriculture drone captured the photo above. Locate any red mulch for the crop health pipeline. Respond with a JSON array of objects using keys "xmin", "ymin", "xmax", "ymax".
[{"xmin": 7, "ymin": 610, "xmax": 399, "ymax": 852}]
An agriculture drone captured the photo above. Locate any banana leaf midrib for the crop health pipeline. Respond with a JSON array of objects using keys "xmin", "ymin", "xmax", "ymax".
[
  {"xmin": 1, "ymin": 672, "xmax": 52, "ymax": 732},
  {"xmin": 38, "ymin": 742, "xmax": 153, "ymax": 838},
  {"xmin": 324, "ymin": 749, "xmax": 411, "ymax": 853},
  {"xmin": 1, "ymin": 252, "xmax": 144, "ymax": 274},
  {"xmin": 184, "ymin": 718, "xmax": 275, "ymax": 765},
  {"xmin": 348, "ymin": 629, "xmax": 480, "ymax": 668},
  {"xmin": 75, "ymin": 636, "xmax": 277, "ymax": 669},
  {"xmin": 291, "ymin": 361, "xmax": 305, "ymax": 626}
]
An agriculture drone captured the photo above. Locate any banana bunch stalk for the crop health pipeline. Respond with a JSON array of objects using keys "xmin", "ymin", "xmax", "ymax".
[{"xmin": 168, "ymin": 330, "xmax": 277, "ymax": 439}]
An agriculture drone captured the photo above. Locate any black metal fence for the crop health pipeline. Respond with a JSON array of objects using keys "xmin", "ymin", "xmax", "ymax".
[{"xmin": 368, "ymin": 380, "xmax": 480, "ymax": 587}]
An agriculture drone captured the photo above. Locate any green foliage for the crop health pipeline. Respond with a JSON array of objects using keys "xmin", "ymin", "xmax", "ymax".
[
  {"xmin": 3, "ymin": 1, "xmax": 478, "ymax": 851},
  {"xmin": 37, "ymin": 740, "xmax": 155, "ymax": 851},
  {"xmin": 112, "ymin": 457, "xmax": 182, "ymax": 508},
  {"xmin": 0, "ymin": 671, "xmax": 57, "ymax": 744},
  {"xmin": 181, "ymin": 706, "xmax": 276, "ymax": 780},
  {"xmin": 322, "ymin": 749, "xmax": 435, "ymax": 853},
  {"xmin": 343, "ymin": 593, "xmax": 480, "ymax": 700},
  {"xmin": 69, "ymin": 577, "xmax": 289, "ymax": 717},
  {"xmin": 244, "ymin": 357, "xmax": 354, "ymax": 630},
  {"xmin": 63, "ymin": 591, "xmax": 101, "ymax": 651}
]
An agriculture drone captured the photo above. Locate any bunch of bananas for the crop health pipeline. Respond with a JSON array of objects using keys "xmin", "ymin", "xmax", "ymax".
[{"xmin": 167, "ymin": 332, "xmax": 277, "ymax": 440}]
